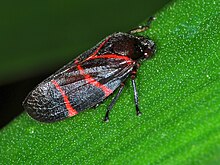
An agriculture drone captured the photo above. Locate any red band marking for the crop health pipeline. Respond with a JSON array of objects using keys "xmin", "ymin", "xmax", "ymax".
[
  {"xmin": 51, "ymin": 80, "xmax": 78, "ymax": 117},
  {"xmin": 91, "ymin": 37, "xmax": 110, "ymax": 56},
  {"xmin": 86, "ymin": 54, "xmax": 133, "ymax": 64},
  {"xmin": 77, "ymin": 64, "xmax": 113, "ymax": 97}
]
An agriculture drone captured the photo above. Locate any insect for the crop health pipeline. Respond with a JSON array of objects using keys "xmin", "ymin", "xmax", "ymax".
[{"xmin": 23, "ymin": 17, "xmax": 156, "ymax": 123}]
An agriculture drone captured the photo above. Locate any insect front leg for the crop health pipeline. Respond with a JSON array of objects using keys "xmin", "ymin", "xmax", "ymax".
[
  {"xmin": 131, "ymin": 65, "xmax": 141, "ymax": 116},
  {"xmin": 104, "ymin": 83, "xmax": 125, "ymax": 122},
  {"xmin": 129, "ymin": 16, "xmax": 156, "ymax": 34}
]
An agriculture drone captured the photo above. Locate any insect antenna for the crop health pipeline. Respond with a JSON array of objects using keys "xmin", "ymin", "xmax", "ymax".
[{"xmin": 129, "ymin": 16, "xmax": 156, "ymax": 34}]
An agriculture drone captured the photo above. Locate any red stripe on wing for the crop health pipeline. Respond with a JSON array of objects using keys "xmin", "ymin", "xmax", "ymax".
[
  {"xmin": 86, "ymin": 54, "xmax": 133, "ymax": 64},
  {"xmin": 91, "ymin": 37, "xmax": 110, "ymax": 56},
  {"xmin": 51, "ymin": 80, "xmax": 78, "ymax": 117},
  {"xmin": 77, "ymin": 64, "xmax": 113, "ymax": 97}
]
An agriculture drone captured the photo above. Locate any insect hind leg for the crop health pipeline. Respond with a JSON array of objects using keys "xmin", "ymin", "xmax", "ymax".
[{"xmin": 104, "ymin": 83, "xmax": 125, "ymax": 122}]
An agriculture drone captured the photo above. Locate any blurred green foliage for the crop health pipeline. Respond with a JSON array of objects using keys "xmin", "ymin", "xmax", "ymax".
[
  {"xmin": 1, "ymin": 0, "xmax": 220, "ymax": 164},
  {"xmin": 0, "ymin": 0, "xmax": 169, "ymax": 85}
]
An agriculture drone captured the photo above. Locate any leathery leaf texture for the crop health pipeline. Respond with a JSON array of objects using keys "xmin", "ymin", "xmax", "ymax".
[{"xmin": 0, "ymin": 0, "xmax": 220, "ymax": 164}]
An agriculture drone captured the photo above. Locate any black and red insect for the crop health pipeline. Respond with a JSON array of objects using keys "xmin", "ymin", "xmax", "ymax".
[{"xmin": 23, "ymin": 17, "xmax": 156, "ymax": 123}]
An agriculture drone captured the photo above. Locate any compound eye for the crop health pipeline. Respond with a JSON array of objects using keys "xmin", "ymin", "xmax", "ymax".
[{"xmin": 144, "ymin": 44, "xmax": 156, "ymax": 59}]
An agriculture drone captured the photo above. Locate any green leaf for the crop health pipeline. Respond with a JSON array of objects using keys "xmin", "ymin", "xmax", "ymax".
[{"xmin": 1, "ymin": 0, "xmax": 220, "ymax": 164}]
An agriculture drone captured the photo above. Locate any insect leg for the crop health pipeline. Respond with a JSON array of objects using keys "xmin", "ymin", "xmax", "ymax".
[
  {"xmin": 131, "ymin": 66, "xmax": 141, "ymax": 116},
  {"xmin": 104, "ymin": 83, "xmax": 125, "ymax": 122},
  {"xmin": 129, "ymin": 16, "xmax": 156, "ymax": 34}
]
